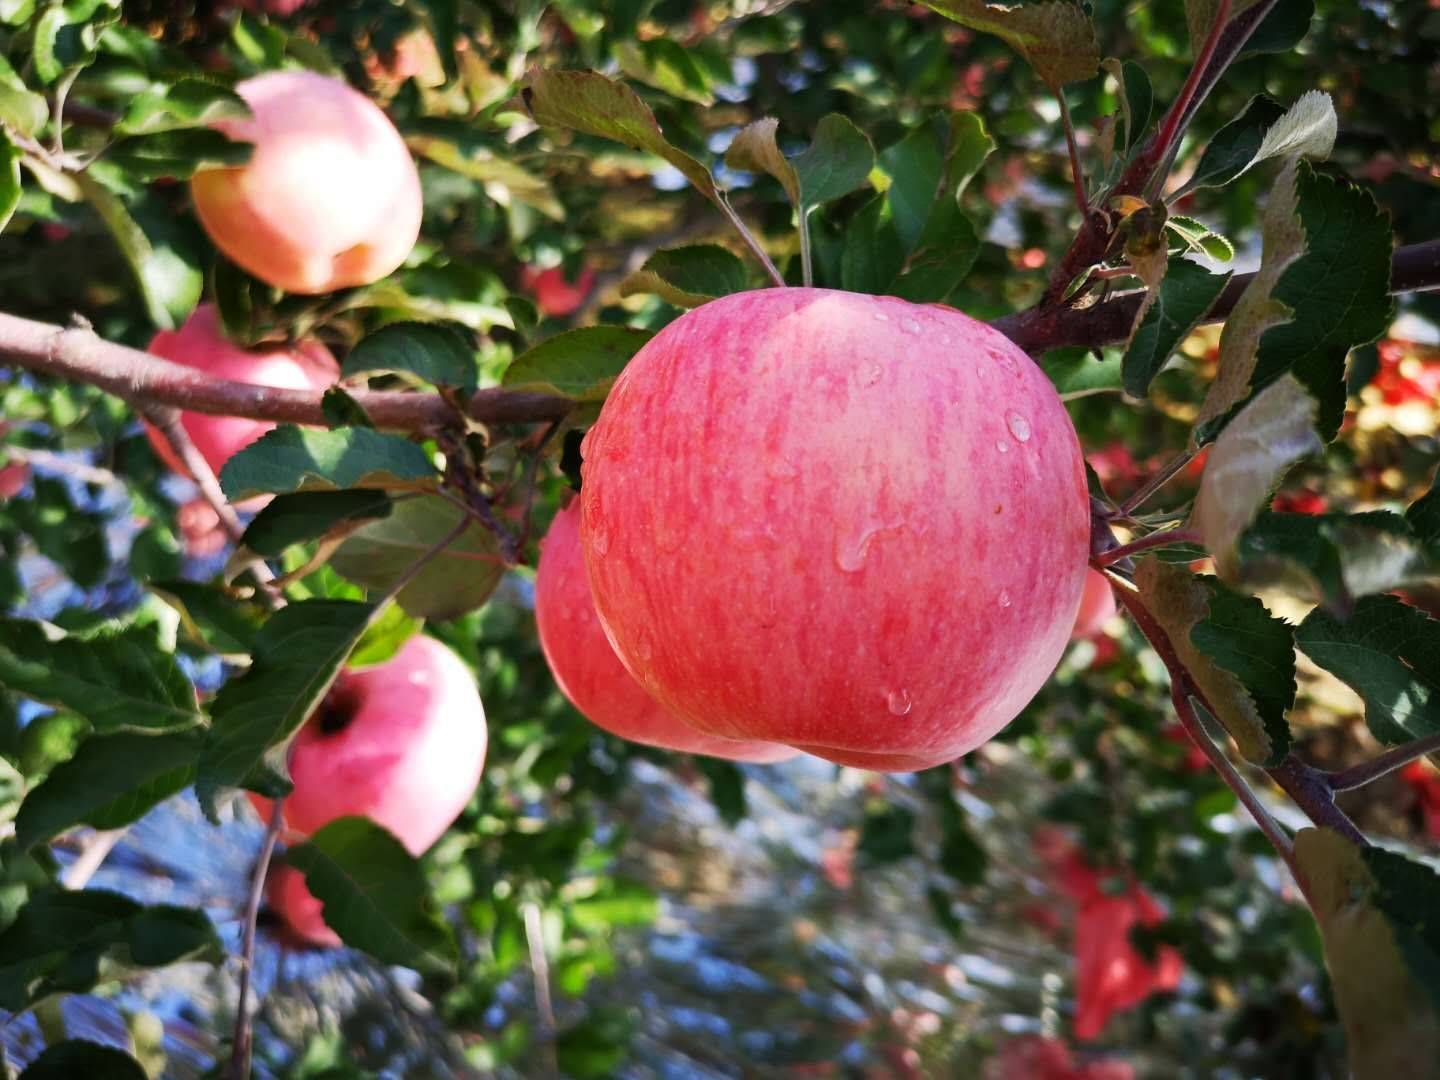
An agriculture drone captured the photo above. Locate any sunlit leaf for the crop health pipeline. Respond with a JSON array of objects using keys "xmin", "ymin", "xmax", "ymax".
[
  {"xmin": 219, "ymin": 427, "xmax": 437, "ymax": 503},
  {"xmin": 502, "ymin": 326, "xmax": 653, "ymax": 401}
]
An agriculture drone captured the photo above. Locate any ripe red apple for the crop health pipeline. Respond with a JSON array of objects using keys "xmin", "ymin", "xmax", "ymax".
[
  {"xmin": 536, "ymin": 503, "xmax": 797, "ymax": 762},
  {"xmin": 521, "ymin": 264, "xmax": 596, "ymax": 318},
  {"xmin": 191, "ymin": 70, "xmax": 421, "ymax": 294},
  {"xmin": 250, "ymin": 633, "xmax": 487, "ymax": 853},
  {"xmin": 265, "ymin": 861, "xmax": 340, "ymax": 948},
  {"xmin": 0, "ymin": 462, "xmax": 27, "ymax": 500},
  {"xmin": 1071, "ymin": 569, "xmax": 1116, "ymax": 641},
  {"xmin": 580, "ymin": 288, "xmax": 1089, "ymax": 771}
]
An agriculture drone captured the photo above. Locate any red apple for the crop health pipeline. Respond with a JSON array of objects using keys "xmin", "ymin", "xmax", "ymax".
[
  {"xmin": 536, "ymin": 503, "xmax": 797, "ymax": 762},
  {"xmin": 249, "ymin": 633, "xmax": 487, "ymax": 854},
  {"xmin": 143, "ymin": 304, "xmax": 338, "ymax": 482},
  {"xmin": 0, "ymin": 462, "xmax": 27, "ymax": 500},
  {"xmin": 521, "ymin": 264, "xmax": 596, "ymax": 318},
  {"xmin": 265, "ymin": 861, "xmax": 340, "ymax": 948},
  {"xmin": 191, "ymin": 71, "xmax": 421, "ymax": 294},
  {"xmin": 579, "ymin": 289, "xmax": 1089, "ymax": 771},
  {"xmin": 1071, "ymin": 568, "xmax": 1116, "ymax": 641}
]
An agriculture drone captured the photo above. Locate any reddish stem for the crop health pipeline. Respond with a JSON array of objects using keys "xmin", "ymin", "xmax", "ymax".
[
  {"xmin": 1146, "ymin": 0, "xmax": 1233, "ymax": 199},
  {"xmin": 1094, "ymin": 528, "xmax": 1202, "ymax": 567},
  {"xmin": 1327, "ymin": 730, "xmax": 1440, "ymax": 793}
]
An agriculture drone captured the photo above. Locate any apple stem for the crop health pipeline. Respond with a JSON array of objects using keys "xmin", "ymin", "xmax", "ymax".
[
  {"xmin": 1093, "ymin": 527, "xmax": 1202, "ymax": 567},
  {"xmin": 523, "ymin": 900, "xmax": 559, "ymax": 1078},
  {"xmin": 229, "ymin": 798, "xmax": 285, "ymax": 1080},
  {"xmin": 1326, "ymin": 731, "xmax": 1440, "ymax": 793},
  {"xmin": 1057, "ymin": 91, "xmax": 1089, "ymax": 217},
  {"xmin": 798, "ymin": 206, "xmax": 815, "ymax": 288},
  {"xmin": 1115, "ymin": 449, "xmax": 1198, "ymax": 517}
]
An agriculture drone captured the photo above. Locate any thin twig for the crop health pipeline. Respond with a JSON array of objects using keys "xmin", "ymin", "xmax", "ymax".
[
  {"xmin": 516, "ymin": 420, "xmax": 562, "ymax": 556},
  {"xmin": 1095, "ymin": 527, "xmax": 1202, "ymax": 567},
  {"xmin": 60, "ymin": 828, "xmax": 126, "ymax": 890},
  {"xmin": 718, "ymin": 193, "xmax": 786, "ymax": 288},
  {"xmin": 139, "ymin": 406, "xmax": 245, "ymax": 543},
  {"xmin": 1057, "ymin": 91, "xmax": 1089, "ymax": 216},
  {"xmin": 1327, "ymin": 731, "xmax": 1440, "ymax": 793},
  {"xmin": 522, "ymin": 901, "xmax": 559, "ymax": 1079},
  {"xmin": 2, "ymin": 445, "xmax": 119, "ymax": 487},
  {"xmin": 229, "ymin": 797, "xmax": 285, "ymax": 1080},
  {"xmin": 1144, "ymin": 0, "xmax": 1233, "ymax": 200},
  {"xmin": 1117, "ymin": 449, "xmax": 1198, "ymax": 517},
  {"xmin": 438, "ymin": 431, "xmax": 521, "ymax": 565}
]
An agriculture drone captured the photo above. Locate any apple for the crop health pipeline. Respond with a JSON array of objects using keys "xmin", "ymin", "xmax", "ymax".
[
  {"xmin": 1071, "ymin": 568, "xmax": 1116, "ymax": 641},
  {"xmin": 0, "ymin": 462, "xmax": 27, "ymax": 501},
  {"xmin": 143, "ymin": 304, "xmax": 338, "ymax": 483},
  {"xmin": 265, "ymin": 861, "xmax": 340, "ymax": 949},
  {"xmin": 580, "ymin": 288, "xmax": 1089, "ymax": 772},
  {"xmin": 985, "ymin": 1035, "xmax": 1135, "ymax": 1080},
  {"xmin": 250, "ymin": 633, "xmax": 487, "ymax": 853},
  {"xmin": 535, "ymin": 502, "xmax": 797, "ymax": 762},
  {"xmin": 521, "ymin": 264, "xmax": 596, "ymax": 318},
  {"xmin": 191, "ymin": 70, "xmax": 421, "ymax": 294}
]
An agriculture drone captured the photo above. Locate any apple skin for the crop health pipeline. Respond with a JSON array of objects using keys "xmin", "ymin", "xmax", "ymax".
[
  {"xmin": 249, "ymin": 633, "xmax": 487, "ymax": 854},
  {"xmin": 1070, "ymin": 569, "xmax": 1116, "ymax": 641},
  {"xmin": 265, "ymin": 861, "xmax": 341, "ymax": 949},
  {"xmin": 144, "ymin": 304, "xmax": 337, "ymax": 482},
  {"xmin": 191, "ymin": 70, "xmax": 421, "ymax": 294},
  {"xmin": 580, "ymin": 288, "xmax": 1089, "ymax": 772},
  {"xmin": 521, "ymin": 264, "xmax": 596, "ymax": 318},
  {"xmin": 536, "ymin": 503, "xmax": 797, "ymax": 763}
]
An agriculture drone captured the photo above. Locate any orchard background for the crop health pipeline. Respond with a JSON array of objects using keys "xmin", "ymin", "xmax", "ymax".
[{"xmin": 0, "ymin": 0, "xmax": 1439, "ymax": 1077}]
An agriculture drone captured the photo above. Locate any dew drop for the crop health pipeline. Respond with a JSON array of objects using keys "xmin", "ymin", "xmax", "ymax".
[
  {"xmin": 859, "ymin": 361, "xmax": 883, "ymax": 387},
  {"xmin": 994, "ymin": 439, "xmax": 1010, "ymax": 454},
  {"xmin": 999, "ymin": 589, "xmax": 1012, "ymax": 608},
  {"xmin": 989, "ymin": 346, "xmax": 1019, "ymax": 373},
  {"xmin": 835, "ymin": 520, "xmax": 904, "ymax": 573},
  {"xmin": 886, "ymin": 688, "xmax": 913, "ymax": 716},
  {"xmin": 900, "ymin": 317, "xmax": 921, "ymax": 335},
  {"xmin": 589, "ymin": 518, "xmax": 611, "ymax": 556},
  {"xmin": 873, "ymin": 311, "xmax": 890, "ymax": 322},
  {"xmin": 1006, "ymin": 410, "xmax": 1032, "ymax": 443}
]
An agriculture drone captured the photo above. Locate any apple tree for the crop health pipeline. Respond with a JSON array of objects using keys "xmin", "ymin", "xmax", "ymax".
[{"xmin": 1, "ymin": 0, "xmax": 1439, "ymax": 1076}]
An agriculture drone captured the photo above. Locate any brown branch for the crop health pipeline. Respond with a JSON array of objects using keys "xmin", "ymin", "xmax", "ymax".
[
  {"xmin": 0, "ymin": 313, "xmax": 571, "ymax": 432},
  {"xmin": 230, "ymin": 797, "xmax": 284, "ymax": 1080},
  {"xmin": 1327, "ymin": 731, "xmax": 1440, "ymax": 793},
  {"xmin": 140, "ymin": 406, "xmax": 246, "ymax": 543},
  {"xmin": 996, "ymin": 238, "xmax": 1440, "ymax": 354}
]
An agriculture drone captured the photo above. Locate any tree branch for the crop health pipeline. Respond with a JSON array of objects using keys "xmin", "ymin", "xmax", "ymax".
[
  {"xmin": 230, "ymin": 797, "xmax": 284, "ymax": 1080},
  {"xmin": 997, "ymin": 239, "xmax": 1440, "ymax": 354},
  {"xmin": 1327, "ymin": 730, "xmax": 1440, "ymax": 793}
]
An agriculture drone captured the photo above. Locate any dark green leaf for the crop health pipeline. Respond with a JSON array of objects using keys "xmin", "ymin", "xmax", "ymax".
[
  {"xmin": 1123, "ymin": 258, "xmax": 1231, "ymax": 398},
  {"xmin": 1242, "ymin": 0, "xmax": 1315, "ymax": 57},
  {"xmin": 149, "ymin": 581, "xmax": 266, "ymax": 657},
  {"xmin": 320, "ymin": 387, "xmax": 373, "ymax": 429},
  {"xmin": 619, "ymin": 245, "xmax": 749, "ymax": 308},
  {"xmin": 1362, "ymin": 845, "xmax": 1440, "ymax": 1012},
  {"xmin": 0, "ymin": 620, "xmax": 200, "ymax": 735},
  {"xmin": 917, "ymin": 0, "xmax": 1099, "ymax": 86},
  {"xmin": 0, "ymin": 127, "xmax": 19, "ymax": 235},
  {"xmin": 792, "ymin": 114, "xmax": 875, "ymax": 209},
  {"xmin": 19, "ymin": 1040, "xmax": 148, "ymax": 1079},
  {"xmin": 840, "ymin": 195, "xmax": 904, "ymax": 296},
  {"xmin": 502, "ymin": 326, "xmax": 653, "ymax": 402},
  {"xmin": 218, "ymin": 426, "xmax": 436, "ymax": 503},
  {"xmin": 1180, "ymin": 95, "xmax": 1286, "ymax": 194},
  {"xmin": 1238, "ymin": 511, "xmax": 1430, "ymax": 609},
  {"xmin": 343, "ymin": 322, "xmax": 479, "ymax": 395},
  {"xmin": 695, "ymin": 758, "xmax": 745, "ymax": 825},
  {"xmin": 889, "ymin": 197, "xmax": 980, "ymax": 303},
  {"xmin": 1121, "ymin": 61, "xmax": 1153, "ymax": 152},
  {"xmin": 116, "ymin": 78, "xmax": 248, "ymax": 135},
  {"xmin": 285, "ymin": 817, "xmax": 457, "ymax": 973},
  {"xmin": 105, "ymin": 129, "xmax": 252, "ymax": 181},
  {"xmin": 858, "ymin": 804, "xmax": 915, "ymax": 864},
  {"xmin": 1406, "ymin": 470, "xmax": 1440, "ymax": 556},
  {"xmin": 1041, "ymin": 347, "xmax": 1124, "ymax": 398},
  {"xmin": 880, "ymin": 122, "xmax": 947, "ymax": 254},
  {"xmin": 556, "ymin": 1005, "xmax": 637, "ymax": 1078},
  {"xmin": 242, "ymin": 490, "xmax": 394, "ymax": 558},
  {"xmin": 15, "ymin": 731, "xmax": 201, "ymax": 847}
]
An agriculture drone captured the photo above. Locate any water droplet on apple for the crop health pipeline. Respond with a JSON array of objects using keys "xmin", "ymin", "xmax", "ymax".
[
  {"xmin": 886, "ymin": 688, "xmax": 913, "ymax": 716},
  {"xmin": 834, "ymin": 520, "xmax": 904, "ymax": 573},
  {"xmin": 994, "ymin": 439, "xmax": 1010, "ymax": 454},
  {"xmin": 900, "ymin": 317, "xmax": 921, "ymax": 335},
  {"xmin": 589, "ymin": 517, "xmax": 611, "ymax": 555},
  {"xmin": 989, "ymin": 346, "xmax": 1019, "ymax": 373},
  {"xmin": 999, "ymin": 589, "xmax": 1012, "ymax": 608},
  {"xmin": 1006, "ymin": 411, "xmax": 1032, "ymax": 443},
  {"xmin": 873, "ymin": 311, "xmax": 890, "ymax": 322},
  {"xmin": 859, "ymin": 362, "xmax": 883, "ymax": 387}
]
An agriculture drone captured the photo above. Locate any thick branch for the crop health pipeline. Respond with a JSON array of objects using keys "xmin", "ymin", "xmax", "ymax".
[
  {"xmin": 997, "ymin": 239, "xmax": 1440, "ymax": 355},
  {"xmin": 0, "ymin": 313, "xmax": 571, "ymax": 431}
]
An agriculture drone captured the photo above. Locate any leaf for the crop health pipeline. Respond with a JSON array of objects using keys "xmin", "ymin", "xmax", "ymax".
[
  {"xmin": 241, "ymin": 490, "xmax": 394, "ymax": 559},
  {"xmin": 1241, "ymin": 0, "xmax": 1314, "ymax": 56},
  {"xmin": 284, "ymin": 817, "xmax": 457, "ymax": 973},
  {"xmin": 619, "ymin": 245, "xmax": 749, "ymax": 308},
  {"xmin": 347, "ymin": 602, "xmax": 420, "ymax": 669},
  {"xmin": 889, "ymin": 197, "xmax": 980, "ymax": 303},
  {"xmin": 0, "ymin": 127, "xmax": 18, "ymax": 235},
  {"xmin": 342, "ymin": 321, "xmax": 479, "ymax": 394},
  {"xmin": 859, "ymin": 805, "xmax": 916, "ymax": 863},
  {"xmin": 148, "ymin": 581, "xmax": 266, "ymax": 657},
  {"xmin": 522, "ymin": 69, "xmax": 718, "ymax": 204},
  {"xmin": 1253, "ymin": 90, "xmax": 1337, "ymax": 168},
  {"xmin": 115, "ymin": 79, "xmax": 249, "ymax": 135},
  {"xmin": 1189, "ymin": 582, "xmax": 1296, "ymax": 759},
  {"xmin": 792, "ymin": 114, "xmax": 875, "ymax": 209},
  {"xmin": 320, "ymin": 387, "xmax": 372, "ymax": 429},
  {"xmin": 0, "ymin": 620, "xmax": 200, "ymax": 735},
  {"xmin": 218, "ymin": 426, "xmax": 437, "ymax": 503},
  {"xmin": 1178, "ymin": 95, "xmax": 1286, "ymax": 196},
  {"xmin": 501, "ymin": 326, "xmax": 653, "ymax": 402},
  {"xmin": 1165, "ymin": 216, "xmax": 1234, "ymax": 262},
  {"xmin": 1294, "ymin": 830, "xmax": 1440, "ymax": 1078},
  {"xmin": 1296, "ymin": 594, "xmax": 1440, "ymax": 745},
  {"xmin": 105, "ymin": 129, "xmax": 253, "ymax": 181},
  {"xmin": 197, "ymin": 599, "xmax": 379, "ymax": 818},
  {"xmin": 1120, "ymin": 61, "xmax": 1152, "ymax": 152},
  {"xmin": 75, "ymin": 173, "xmax": 201, "ymax": 331},
  {"xmin": 1134, "ymin": 557, "xmax": 1286, "ymax": 764},
  {"xmin": 407, "ymin": 134, "xmax": 564, "ymax": 220},
  {"xmin": 1191, "ymin": 376, "xmax": 1321, "ymax": 573},
  {"xmin": 1238, "ymin": 511, "xmax": 1431, "ymax": 610},
  {"xmin": 880, "ymin": 122, "xmax": 949, "ymax": 254},
  {"xmin": 15, "ymin": 731, "xmax": 202, "ymax": 848},
  {"xmin": 19, "ymin": 1041, "xmax": 149, "ymax": 1079},
  {"xmin": 614, "ymin": 38, "xmax": 716, "ymax": 105},
  {"xmin": 330, "ymin": 495, "xmax": 505, "ymax": 620},
  {"xmin": 0, "ymin": 888, "xmax": 220, "ymax": 1011},
  {"xmin": 1123, "ymin": 257, "xmax": 1231, "ymax": 398},
  {"xmin": 0, "ymin": 55, "xmax": 49, "ymax": 135},
  {"xmin": 1184, "ymin": 0, "xmax": 1268, "ymax": 57},
  {"xmin": 694, "ymin": 757, "xmax": 746, "ymax": 824},
  {"xmin": 724, "ymin": 118, "xmax": 800, "ymax": 206},
  {"xmin": 1408, "ymin": 472, "xmax": 1440, "ymax": 557},
  {"xmin": 569, "ymin": 879, "xmax": 660, "ymax": 932},
  {"xmin": 1040, "ymin": 348, "xmax": 1124, "ymax": 398},
  {"xmin": 918, "ymin": 0, "xmax": 1099, "ymax": 87},
  {"xmin": 840, "ymin": 195, "xmax": 904, "ymax": 296}
]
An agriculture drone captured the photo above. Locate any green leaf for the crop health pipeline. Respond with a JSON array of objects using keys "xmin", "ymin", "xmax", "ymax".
[
  {"xmin": 614, "ymin": 38, "xmax": 716, "ymax": 105},
  {"xmin": 407, "ymin": 134, "xmax": 565, "ymax": 221},
  {"xmin": 197, "ymin": 599, "xmax": 379, "ymax": 818},
  {"xmin": 917, "ymin": 0, "xmax": 1099, "ymax": 87},
  {"xmin": 724, "ymin": 117, "xmax": 800, "ymax": 206},
  {"xmin": 342, "ymin": 321, "xmax": 479, "ymax": 395},
  {"xmin": 0, "ymin": 620, "xmax": 200, "ymax": 735},
  {"xmin": 1184, "ymin": 0, "xmax": 1269, "ymax": 58},
  {"xmin": 1242, "ymin": 0, "xmax": 1315, "ymax": 57},
  {"xmin": 880, "ymin": 122, "xmax": 948, "ymax": 254},
  {"xmin": 148, "ymin": 581, "xmax": 266, "ymax": 657},
  {"xmin": 347, "ymin": 602, "xmax": 420, "ymax": 669},
  {"xmin": 0, "ymin": 55, "xmax": 49, "ymax": 135},
  {"xmin": 522, "ymin": 69, "xmax": 718, "ymax": 204},
  {"xmin": 859, "ymin": 805, "xmax": 916, "ymax": 863},
  {"xmin": 840, "ymin": 195, "xmax": 904, "ymax": 296},
  {"xmin": 285, "ymin": 817, "xmax": 457, "ymax": 973},
  {"xmin": 218, "ymin": 426, "xmax": 437, "ymax": 503},
  {"xmin": 619, "ymin": 244, "xmax": 749, "ymax": 308},
  {"xmin": 556, "ymin": 1006, "xmax": 636, "ymax": 1078},
  {"xmin": 1191, "ymin": 376, "xmax": 1321, "ymax": 574},
  {"xmin": 1179, "ymin": 95, "xmax": 1286, "ymax": 195},
  {"xmin": 1189, "ymin": 581, "xmax": 1296, "ymax": 762},
  {"xmin": 1166, "ymin": 216, "xmax": 1234, "ymax": 262},
  {"xmin": 501, "ymin": 326, "xmax": 653, "ymax": 402},
  {"xmin": 115, "ymin": 79, "xmax": 249, "ymax": 135},
  {"xmin": 569, "ymin": 879, "xmax": 659, "ymax": 932},
  {"xmin": 0, "ymin": 888, "xmax": 220, "ymax": 1011},
  {"xmin": 19, "ymin": 1040, "xmax": 149, "ymax": 1079},
  {"xmin": 1296, "ymin": 594, "xmax": 1440, "ymax": 745},
  {"xmin": 1120, "ymin": 61, "xmax": 1152, "ymax": 152},
  {"xmin": 792, "ymin": 114, "xmax": 875, "ymax": 209},
  {"xmin": 1123, "ymin": 257, "xmax": 1231, "ymax": 398},
  {"xmin": 320, "ymin": 387, "xmax": 373, "ymax": 429},
  {"xmin": 241, "ymin": 490, "xmax": 394, "ymax": 559},
  {"xmin": 1295, "ymin": 829, "xmax": 1440, "ymax": 1079},
  {"xmin": 15, "ymin": 731, "xmax": 202, "ymax": 848},
  {"xmin": 105, "ymin": 129, "xmax": 252, "ymax": 181},
  {"xmin": 694, "ymin": 757, "xmax": 746, "ymax": 824},
  {"xmin": 1238, "ymin": 511, "xmax": 1431, "ymax": 609},
  {"xmin": 0, "ymin": 127, "xmax": 18, "ymax": 235},
  {"xmin": 889, "ymin": 197, "xmax": 980, "ymax": 303},
  {"xmin": 1408, "ymin": 473, "xmax": 1440, "ymax": 557},
  {"xmin": 1041, "ymin": 347, "xmax": 1124, "ymax": 398}
]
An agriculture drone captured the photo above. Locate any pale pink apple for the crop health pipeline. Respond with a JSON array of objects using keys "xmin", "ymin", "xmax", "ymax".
[
  {"xmin": 1071, "ymin": 569, "xmax": 1116, "ymax": 641},
  {"xmin": 265, "ymin": 861, "xmax": 340, "ymax": 949},
  {"xmin": 580, "ymin": 288, "xmax": 1089, "ymax": 772},
  {"xmin": 536, "ymin": 502, "xmax": 797, "ymax": 763},
  {"xmin": 144, "ymin": 304, "xmax": 337, "ymax": 482},
  {"xmin": 521, "ymin": 264, "xmax": 596, "ymax": 318},
  {"xmin": 191, "ymin": 70, "xmax": 421, "ymax": 294},
  {"xmin": 249, "ymin": 633, "xmax": 487, "ymax": 854}
]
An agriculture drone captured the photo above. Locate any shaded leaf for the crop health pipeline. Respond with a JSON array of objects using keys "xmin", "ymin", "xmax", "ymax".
[
  {"xmin": 792, "ymin": 114, "xmax": 875, "ymax": 209},
  {"xmin": 918, "ymin": 0, "xmax": 1099, "ymax": 87},
  {"xmin": 1238, "ymin": 511, "xmax": 1431, "ymax": 610},
  {"xmin": 148, "ymin": 581, "xmax": 265, "ymax": 657},
  {"xmin": 19, "ymin": 1040, "xmax": 148, "ymax": 1079},
  {"xmin": 320, "ymin": 387, "xmax": 372, "ymax": 429},
  {"xmin": 1123, "ymin": 257, "xmax": 1231, "ymax": 398},
  {"xmin": 115, "ymin": 79, "xmax": 248, "ymax": 135},
  {"xmin": 407, "ymin": 134, "xmax": 564, "ymax": 220},
  {"xmin": 219, "ymin": 426, "xmax": 436, "ymax": 503},
  {"xmin": 343, "ymin": 321, "xmax": 479, "ymax": 394},
  {"xmin": 619, "ymin": 245, "xmax": 749, "ymax": 308},
  {"xmin": 1041, "ymin": 348, "xmax": 1124, "ymax": 398},
  {"xmin": 240, "ymin": 490, "xmax": 394, "ymax": 559},
  {"xmin": 1189, "ymin": 582, "xmax": 1296, "ymax": 760},
  {"xmin": 723, "ymin": 117, "xmax": 799, "ymax": 206},
  {"xmin": 694, "ymin": 757, "xmax": 746, "ymax": 825},
  {"xmin": 502, "ymin": 326, "xmax": 653, "ymax": 402},
  {"xmin": 0, "ymin": 127, "xmax": 18, "ymax": 235},
  {"xmin": 1178, "ymin": 94, "xmax": 1286, "ymax": 195}
]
